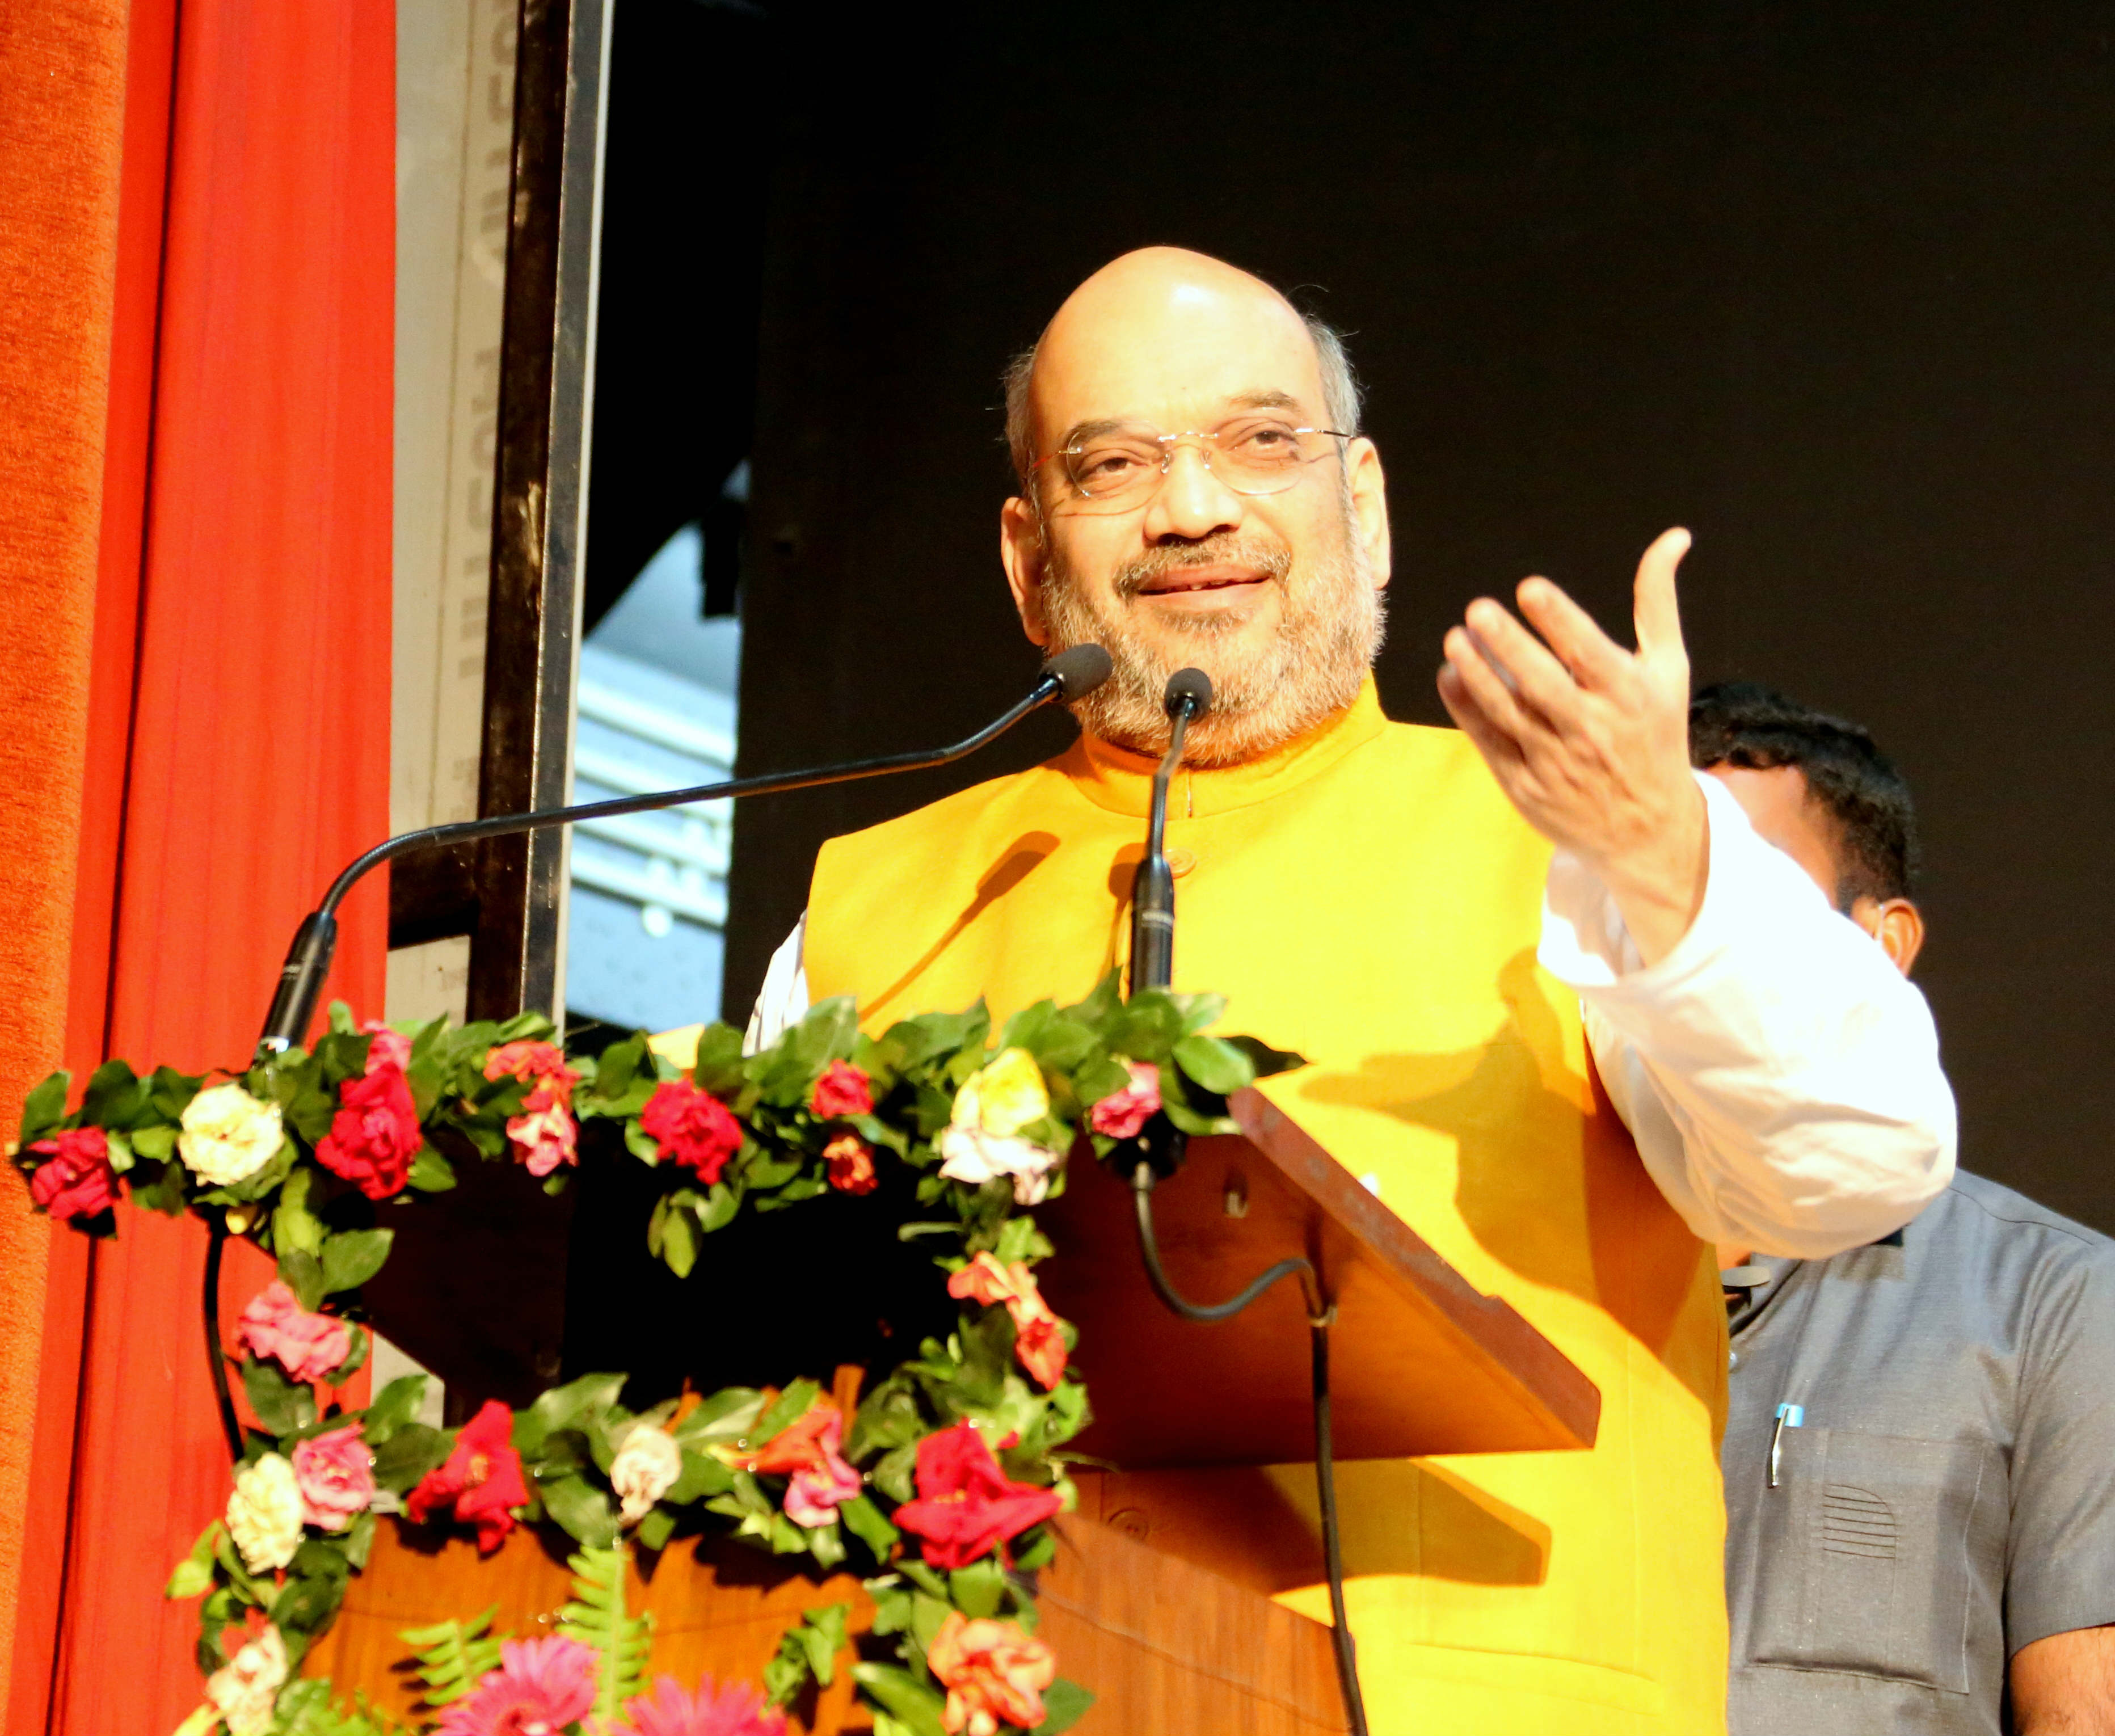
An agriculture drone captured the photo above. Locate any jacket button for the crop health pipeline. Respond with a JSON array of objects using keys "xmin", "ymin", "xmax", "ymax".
[{"xmin": 1166, "ymin": 847, "xmax": 1198, "ymax": 877}]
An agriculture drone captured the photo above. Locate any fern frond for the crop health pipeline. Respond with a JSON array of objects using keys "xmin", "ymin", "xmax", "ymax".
[
  {"xmin": 398, "ymin": 1604, "xmax": 505, "ymax": 1708},
  {"xmin": 557, "ymin": 1543, "xmax": 655, "ymax": 1720}
]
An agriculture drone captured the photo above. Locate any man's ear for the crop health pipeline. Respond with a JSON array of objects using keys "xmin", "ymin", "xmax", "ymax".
[
  {"xmin": 1346, "ymin": 436, "xmax": 1392, "ymax": 590},
  {"xmin": 1853, "ymin": 895, "xmax": 1926, "ymax": 976},
  {"xmin": 1000, "ymin": 495, "xmax": 1051, "ymax": 648}
]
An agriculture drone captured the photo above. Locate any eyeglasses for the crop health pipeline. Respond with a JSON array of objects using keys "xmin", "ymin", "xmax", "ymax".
[{"xmin": 1032, "ymin": 416, "xmax": 1350, "ymax": 513}]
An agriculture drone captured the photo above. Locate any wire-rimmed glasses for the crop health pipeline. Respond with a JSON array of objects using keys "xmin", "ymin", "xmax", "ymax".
[{"xmin": 1032, "ymin": 416, "xmax": 1350, "ymax": 513}]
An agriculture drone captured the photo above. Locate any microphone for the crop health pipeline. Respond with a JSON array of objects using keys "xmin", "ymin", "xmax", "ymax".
[
  {"xmin": 255, "ymin": 644, "xmax": 1114, "ymax": 1060},
  {"xmin": 1127, "ymin": 667, "xmax": 1212, "ymax": 995}
]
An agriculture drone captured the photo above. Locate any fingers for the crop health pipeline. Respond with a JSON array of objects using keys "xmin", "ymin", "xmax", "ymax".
[
  {"xmin": 1632, "ymin": 526, "xmax": 1692, "ymax": 658},
  {"xmin": 1514, "ymin": 577, "xmax": 1628, "ymax": 690},
  {"xmin": 1460, "ymin": 599, "xmax": 1586, "ymax": 724},
  {"xmin": 1436, "ymin": 657, "xmax": 1527, "ymax": 774},
  {"xmin": 1442, "ymin": 625, "xmax": 1541, "ymax": 745}
]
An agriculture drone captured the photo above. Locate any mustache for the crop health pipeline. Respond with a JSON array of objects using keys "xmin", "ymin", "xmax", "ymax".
[{"xmin": 1110, "ymin": 534, "xmax": 1293, "ymax": 601}]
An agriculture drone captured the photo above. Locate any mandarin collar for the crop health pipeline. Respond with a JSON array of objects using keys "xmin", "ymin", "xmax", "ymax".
[{"xmin": 1056, "ymin": 677, "xmax": 1390, "ymax": 819}]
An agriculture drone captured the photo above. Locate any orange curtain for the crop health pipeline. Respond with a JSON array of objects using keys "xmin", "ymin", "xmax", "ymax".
[
  {"xmin": 3, "ymin": 3, "xmax": 395, "ymax": 1731},
  {"xmin": 0, "ymin": 0, "xmax": 130, "ymax": 1725}
]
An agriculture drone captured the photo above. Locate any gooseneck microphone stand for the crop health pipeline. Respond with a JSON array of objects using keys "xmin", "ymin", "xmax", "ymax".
[
  {"xmin": 205, "ymin": 647, "xmax": 1114, "ymax": 1463},
  {"xmin": 254, "ymin": 644, "xmax": 1114, "ymax": 1063},
  {"xmin": 1121, "ymin": 667, "xmax": 1371, "ymax": 1736}
]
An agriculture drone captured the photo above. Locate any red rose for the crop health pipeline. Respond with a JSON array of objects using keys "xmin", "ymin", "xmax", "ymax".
[
  {"xmin": 314, "ymin": 1063, "xmax": 423, "ymax": 1200},
  {"xmin": 890, "ymin": 1420, "xmax": 1063, "ymax": 1570},
  {"xmin": 406, "ymin": 1398, "xmax": 529, "ymax": 1553},
  {"xmin": 808, "ymin": 1060, "xmax": 874, "ymax": 1120},
  {"xmin": 638, "ymin": 1080, "xmax": 743, "ymax": 1183},
  {"xmin": 823, "ymin": 1134, "xmax": 878, "ymax": 1195},
  {"xmin": 27, "ymin": 1127, "xmax": 117, "ymax": 1222}
]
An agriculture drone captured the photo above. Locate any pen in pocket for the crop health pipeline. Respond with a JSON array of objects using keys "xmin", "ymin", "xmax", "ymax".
[{"xmin": 1769, "ymin": 1402, "xmax": 1804, "ymax": 1488}]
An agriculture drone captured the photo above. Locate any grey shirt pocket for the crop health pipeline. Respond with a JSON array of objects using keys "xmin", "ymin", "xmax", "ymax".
[{"xmin": 1744, "ymin": 1428, "xmax": 1988, "ymax": 1693}]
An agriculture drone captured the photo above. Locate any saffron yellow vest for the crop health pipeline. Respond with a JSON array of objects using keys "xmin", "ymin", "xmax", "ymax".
[{"xmin": 803, "ymin": 681, "xmax": 1729, "ymax": 1735}]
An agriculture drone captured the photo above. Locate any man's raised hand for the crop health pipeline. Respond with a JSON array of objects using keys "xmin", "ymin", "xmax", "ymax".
[{"xmin": 1436, "ymin": 526, "xmax": 1708, "ymax": 967}]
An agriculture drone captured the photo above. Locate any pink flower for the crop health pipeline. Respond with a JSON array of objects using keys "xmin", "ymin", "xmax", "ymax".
[
  {"xmin": 292, "ymin": 1422, "xmax": 376, "ymax": 1531},
  {"xmin": 807, "ymin": 1060, "xmax": 873, "ymax": 1120},
  {"xmin": 363, "ymin": 1021, "xmax": 412, "ymax": 1073},
  {"xmin": 891, "ymin": 1421, "xmax": 1063, "ymax": 1571},
  {"xmin": 507, "ymin": 1104, "xmax": 578, "ymax": 1177},
  {"xmin": 438, "ymin": 1636, "xmax": 597, "ymax": 1736},
  {"xmin": 235, "ymin": 1282, "xmax": 355, "ymax": 1385},
  {"xmin": 607, "ymin": 1675, "xmax": 787, "ymax": 1736},
  {"xmin": 315, "ymin": 1063, "xmax": 423, "ymax": 1200},
  {"xmin": 1088, "ymin": 1060, "xmax": 1161, "ymax": 1140},
  {"xmin": 27, "ymin": 1127, "xmax": 117, "ymax": 1221},
  {"xmin": 822, "ymin": 1134, "xmax": 877, "ymax": 1195},
  {"xmin": 407, "ymin": 1398, "xmax": 530, "ymax": 1553},
  {"xmin": 638, "ymin": 1081, "xmax": 744, "ymax": 1184},
  {"xmin": 732, "ymin": 1397, "xmax": 862, "ymax": 1529},
  {"xmin": 484, "ymin": 1040, "xmax": 580, "ymax": 1114}
]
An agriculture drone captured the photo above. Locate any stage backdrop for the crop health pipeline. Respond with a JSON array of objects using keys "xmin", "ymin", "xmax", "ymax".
[
  {"xmin": 2, "ymin": 3, "xmax": 394, "ymax": 1733},
  {"xmin": 725, "ymin": 0, "xmax": 2115, "ymax": 1237}
]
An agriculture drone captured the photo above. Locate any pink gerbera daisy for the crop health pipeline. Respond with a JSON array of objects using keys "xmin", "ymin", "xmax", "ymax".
[
  {"xmin": 606, "ymin": 1675, "xmax": 786, "ymax": 1736},
  {"xmin": 439, "ymin": 1637, "xmax": 599, "ymax": 1736}
]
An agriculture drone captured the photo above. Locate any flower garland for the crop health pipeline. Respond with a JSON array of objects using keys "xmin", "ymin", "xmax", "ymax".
[{"xmin": 11, "ymin": 976, "xmax": 1299, "ymax": 1736}]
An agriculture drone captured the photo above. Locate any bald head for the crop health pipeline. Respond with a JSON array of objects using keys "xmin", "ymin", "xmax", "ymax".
[{"xmin": 1005, "ymin": 248, "xmax": 1360, "ymax": 488}]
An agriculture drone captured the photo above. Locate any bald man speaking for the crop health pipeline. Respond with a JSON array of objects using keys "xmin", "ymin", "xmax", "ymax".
[{"xmin": 751, "ymin": 250, "xmax": 1954, "ymax": 1734}]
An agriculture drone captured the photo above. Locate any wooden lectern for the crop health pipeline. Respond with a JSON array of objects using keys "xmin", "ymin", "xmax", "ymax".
[{"xmin": 306, "ymin": 1090, "xmax": 1597, "ymax": 1733}]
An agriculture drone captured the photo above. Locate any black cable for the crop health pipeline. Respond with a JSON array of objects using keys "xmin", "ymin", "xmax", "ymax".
[
  {"xmin": 204, "ymin": 1220, "xmax": 244, "ymax": 1462},
  {"xmin": 1128, "ymin": 1162, "xmax": 1371, "ymax": 1735}
]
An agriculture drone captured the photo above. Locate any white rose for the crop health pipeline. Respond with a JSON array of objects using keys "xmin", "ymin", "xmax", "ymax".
[
  {"xmin": 178, "ymin": 1084, "xmax": 284, "ymax": 1188},
  {"xmin": 205, "ymin": 1624, "xmax": 287, "ymax": 1736},
  {"xmin": 610, "ymin": 1423, "xmax": 683, "ymax": 1526},
  {"xmin": 937, "ymin": 1125, "xmax": 1061, "ymax": 1207},
  {"xmin": 226, "ymin": 1453, "xmax": 304, "ymax": 1574}
]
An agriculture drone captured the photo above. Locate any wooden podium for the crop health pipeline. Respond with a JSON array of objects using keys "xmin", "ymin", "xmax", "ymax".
[{"xmin": 306, "ymin": 1090, "xmax": 1598, "ymax": 1732}]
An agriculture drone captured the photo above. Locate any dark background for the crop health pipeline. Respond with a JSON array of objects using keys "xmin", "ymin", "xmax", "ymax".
[{"xmin": 589, "ymin": 1, "xmax": 2115, "ymax": 1234}]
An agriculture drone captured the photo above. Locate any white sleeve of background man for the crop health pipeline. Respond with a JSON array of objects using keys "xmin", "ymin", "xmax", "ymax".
[
  {"xmin": 743, "ymin": 912, "xmax": 811, "ymax": 1054},
  {"xmin": 1540, "ymin": 770, "xmax": 1956, "ymax": 1259}
]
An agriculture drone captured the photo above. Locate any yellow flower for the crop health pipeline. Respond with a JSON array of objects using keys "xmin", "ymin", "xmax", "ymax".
[
  {"xmin": 178, "ymin": 1083, "xmax": 284, "ymax": 1189},
  {"xmin": 954, "ymin": 1048, "xmax": 1049, "ymax": 1139}
]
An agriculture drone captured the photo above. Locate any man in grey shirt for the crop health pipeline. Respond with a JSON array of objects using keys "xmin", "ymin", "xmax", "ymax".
[{"xmin": 1695, "ymin": 682, "xmax": 2115, "ymax": 1735}]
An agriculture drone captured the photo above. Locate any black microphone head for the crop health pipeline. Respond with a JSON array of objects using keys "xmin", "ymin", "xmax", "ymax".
[
  {"xmin": 1163, "ymin": 666, "xmax": 1214, "ymax": 717},
  {"xmin": 1042, "ymin": 643, "xmax": 1114, "ymax": 701}
]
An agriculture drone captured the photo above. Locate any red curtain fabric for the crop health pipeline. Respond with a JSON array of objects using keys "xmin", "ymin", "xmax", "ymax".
[
  {"xmin": 18, "ymin": 3, "xmax": 395, "ymax": 1731},
  {"xmin": 0, "ymin": 0, "xmax": 131, "ymax": 1723}
]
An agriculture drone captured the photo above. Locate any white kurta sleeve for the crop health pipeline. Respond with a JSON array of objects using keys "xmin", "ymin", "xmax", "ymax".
[
  {"xmin": 743, "ymin": 913, "xmax": 811, "ymax": 1055},
  {"xmin": 1539, "ymin": 772, "xmax": 1956, "ymax": 1258}
]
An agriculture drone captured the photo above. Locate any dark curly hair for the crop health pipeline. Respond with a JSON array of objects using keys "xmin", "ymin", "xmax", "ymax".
[{"xmin": 1688, "ymin": 681, "xmax": 1919, "ymax": 908}]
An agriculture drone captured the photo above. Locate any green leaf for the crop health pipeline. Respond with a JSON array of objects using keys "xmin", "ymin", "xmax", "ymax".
[
  {"xmin": 673, "ymin": 1386, "xmax": 765, "ymax": 1446},
  {"xmin": 343, "ymin": 1509, "xmax": 378, "ymax": 1571},
  {"xmin": 839, "ymin": 1494, "xmax": 901, "ymax": 1562},
  {"xmin": 949, "ymin": 1556, "xmax": 1005, "ymax": 1619},
  {"xmin": 657, "ymin": 1198, "xmax": 697, "ymax": 1278},
  {"xmin": 1171, "ymin": 1033, "xmax": 1254, "ymax": 1095},
  {"xmin": 635, "ymin": 1506, "xmax": 677, "ymax": 1552},
  {"xmin": 399, "ymin": 1607, "xmax": 505, "ymax": 1709},
  {"xmin": 853, "ymin": 1663, "xmax": 947, "ymax": 1736},
  {"xmin": 273, "ymin": 1166, "xmax": 327, "ymax": 1257},
  {"xmin": 242, "ymin": 1356, "xmax": 318, "ymax": 1436},
  {"xmin": 557, "ymin": 1545, "xmax": 654, "ymax": 1719},
  {"xmin": 407, "ymin": 1145, "xmax": 456, "ymax": 1192},
  {"xmin": 18, "ymin": 1070, "xmax": 70, "ymax": 1143},
  {"xmin": 540, "ymin": 1475, "xmax": 622, "ymax": 1550},
  {"xmin": 278, "ymin": 1249, "xmax": 327, "ymax": 1313},
  {"xmin": 130, "ymin": 1121, "xmax": 175, "ymax": 1161},
  {"xmin": 765, "ymin": 1600, "xmax": 853, "ymax": 1705},
  {"xmin": 690, "ymin": 1023, "xmax": 749, "ymax": 1097},
  {"xmin": 516, "ymin": 1372, "xmax": 626, "ymax": 1458},
  {"xmin": 165, "ymin": 1520, "xmax": 223, "ymax": 1600},
  {"xmin": 79, "ymin": 1059, "xmax": 145, "ymax": 1131},
  {"xmin": 1030, "ymin": 1679, "xmax": 1096, "ymax": 1735},
  {"xmin": 370, "ymin": 1423, "xmax": 450, "ymax": 1494},
  {"xmin": 320, "ymin": 1228, "xmax": 394, "ymax": 1295},
  {"xmin": 362, "ymin": 1375, "xmax": 429, "ymax": 1444},
  {"xmin": 130, "ymin": 1159, "xmax": 191, "ymax": 1215},
  {"xmin": 697, "ymin": 1181, "xmax": 741, "ymax": 1232}
]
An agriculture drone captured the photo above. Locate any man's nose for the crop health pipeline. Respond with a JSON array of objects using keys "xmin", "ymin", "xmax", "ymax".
[{"xmin": 1141, "ymin": 443, "xmax": 1244, "ymax": 543}]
